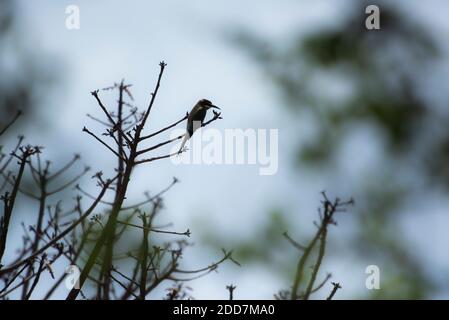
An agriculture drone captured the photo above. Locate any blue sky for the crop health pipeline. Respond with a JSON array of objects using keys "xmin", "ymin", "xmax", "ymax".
[{"xmin": 6, "ymin": 0, "xmax": 449, "ymax": 299}]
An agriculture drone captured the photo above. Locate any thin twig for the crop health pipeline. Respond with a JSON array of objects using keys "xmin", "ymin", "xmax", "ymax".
[
  {"xmin": 82, "ymin": 127, "xmax": 127, "ymax": 162},
  {"xmin": 139, "ymin": 114, "xmax": 188, "ymax": 141},
  {"xmin": 326, "ymin": 282, "xmax": 342, "ymax": 300},
  {"xmin": 0, "ymin": 110, "xmax": 22, "ymax": 136},
  {"xmin": 0, "ymin": 175, "xmax": 115, "ymax": 275}
]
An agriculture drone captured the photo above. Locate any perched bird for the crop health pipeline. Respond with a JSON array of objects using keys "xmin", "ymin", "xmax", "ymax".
[{"xmin": 178, "ymin": 99, "xmax": 220, "ymax": 154}]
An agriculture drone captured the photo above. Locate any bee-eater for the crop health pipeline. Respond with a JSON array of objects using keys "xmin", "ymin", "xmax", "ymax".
[{"xmin": 178, "ymin": 99, "xmax": 220, "ymax": 154}]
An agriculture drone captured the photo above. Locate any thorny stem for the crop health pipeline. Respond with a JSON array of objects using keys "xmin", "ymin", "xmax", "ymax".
[
  {"xmin": 1, "ymin": 61, "xmax": 225, "ymax": 300},
  {"xmin": 0, "ymin": 147, "xmax": 38, "ymax": 264},
  {"xmin": 0, "ymin": 175, "xmax": 115, "ymax": 275},
  {"xmin": 138, "ymin": 214, "xmax": 149, "ymax": 300},
  {"xmin": 0, "ymin": 110, "xmax": 22, "ymax": 137},
  {"xmin": 226, "ymin": 284, "xmax": 236, "ymax": 300},
  {"xmin": 326, "ymin": 282, "xmax": 342, "ymax": 300},
  {"xmin": 303, "ymin": 226, "xmax": 327, "ymax": 300},
  {"xmin": 67, "ymin": 62, "xmax": 168, "ymax": 300},
  {"xmin": 290, "ymin": 193, "xmax": 353, "ymax": 300}
]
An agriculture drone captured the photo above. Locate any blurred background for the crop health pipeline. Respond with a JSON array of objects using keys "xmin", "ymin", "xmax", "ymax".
[{"xmin": 1, "ymin": 0, "xmax": 449, "ymax": 299}]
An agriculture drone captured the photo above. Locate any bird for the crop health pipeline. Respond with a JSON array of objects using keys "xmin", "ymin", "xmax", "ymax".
[{"xmin": 178, "ymin": 99, "xmax": 220, "ymax": 154}]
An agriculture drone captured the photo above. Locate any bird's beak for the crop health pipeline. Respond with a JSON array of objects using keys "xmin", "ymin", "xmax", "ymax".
[{"xmin": 210, "ymin": 104, "xmax": 221, "ymax": 110}]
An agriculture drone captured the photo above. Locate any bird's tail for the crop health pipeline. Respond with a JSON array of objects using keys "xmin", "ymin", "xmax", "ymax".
[{"xmin": 177, "ymin": 133, "xmax": 189, "ymax": 154}]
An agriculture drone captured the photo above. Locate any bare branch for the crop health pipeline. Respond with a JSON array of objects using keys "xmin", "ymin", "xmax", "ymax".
[
  {"xmin": 82, "ymin": 127, "xmax": 127, "ymax": 162},
  {"xmin": 138, "ymin": 61, "xmax": 167, "ymax": 130},
  {"xmin": 0, "ymin": 110, "xmax": 22, "ymax": 136},
  {"xmin": 0, "ymin": 175, "xmax": 116, "ymax": 275},
  {"xmin": 326, "ymin": 282, "xmax": 342, "ymax": 300},
  {"xmin": 139, "ymin": 114, "xmax": 188, "ymax": 141}
]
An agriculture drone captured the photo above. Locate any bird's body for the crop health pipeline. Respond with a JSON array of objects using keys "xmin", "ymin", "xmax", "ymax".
[{"xmin": 178, "ymin": 99, "xmax": 220, "ymax": 153}]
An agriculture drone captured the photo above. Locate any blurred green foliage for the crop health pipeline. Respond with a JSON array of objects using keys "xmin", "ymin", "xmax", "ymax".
[
  {"xmin": 0, "ymin": 0, "xmax": 56, "ymax": 132},
  {"xmin": 226, "ymin": 1, "xmax": 447, "ymax": 298}
]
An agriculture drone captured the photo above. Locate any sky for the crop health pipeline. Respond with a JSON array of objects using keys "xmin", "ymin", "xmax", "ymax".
[{"xmin": 5, "ymin": 0, "xmax": 449, "ymax": 299}]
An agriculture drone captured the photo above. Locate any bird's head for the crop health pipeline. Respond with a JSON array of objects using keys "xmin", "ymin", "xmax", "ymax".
[{"xmin": 198, "ymin": 99, "xmax": 220, "ymax": 110}]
